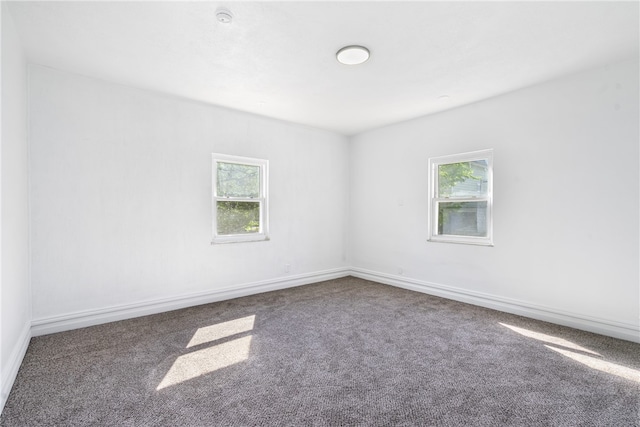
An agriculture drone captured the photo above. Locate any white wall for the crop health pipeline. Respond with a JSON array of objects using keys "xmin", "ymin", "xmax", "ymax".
[
  {"xmin": 350, "ymin": 59, "xmax": 639, "ymax": 339},
  {"xmin": 28, "ymin": 60, "xmax": 640, "ymax": 342},
  {"xmin": 29, "ymin": 65, "xmax": 349, "ymax": 323},
  {"xmin": 1, "ymin": 2, "xmax": 31, "ymax": 412}
]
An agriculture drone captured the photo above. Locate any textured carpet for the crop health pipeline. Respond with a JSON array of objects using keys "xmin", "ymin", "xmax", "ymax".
[{"xmin": 1, "ymin": 277, "xmax": 639, "ymax": 426}]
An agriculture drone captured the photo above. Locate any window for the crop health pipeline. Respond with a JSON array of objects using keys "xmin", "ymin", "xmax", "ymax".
[
  {"xmin": 212, "ymin": 154, "xmax": 269, "ymax": 244},
  {"xmin": 428, "ymin": 149, "xmax": 493, "ymax": 246}
]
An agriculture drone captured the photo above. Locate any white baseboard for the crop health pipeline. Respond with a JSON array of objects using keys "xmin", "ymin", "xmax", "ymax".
[
  {"xmin": 31, "ymin": 267, "xmax": 350, "ymax": 337},
  {"xmin": 29, "ymin": 265, "xmax": 640, "ymax": 343},
  {"xmin": 1, "ymin": 322, "xmax": 31, "ymax": 414},
  {"xmin": 351, "ymin": 267, "xmax": 640, "ymax": 343}
]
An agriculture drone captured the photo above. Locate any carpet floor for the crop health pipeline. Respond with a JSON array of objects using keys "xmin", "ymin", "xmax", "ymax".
[{"xmin": 1, "ymin": 277, "xmax": 639, "ymax": 426}]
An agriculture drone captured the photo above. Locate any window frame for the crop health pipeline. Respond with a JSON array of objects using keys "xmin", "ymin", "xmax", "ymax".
[
  {"xmin": 211, "ymin": 153, "xmax": 269, "ymax": 244},
  {"xmin": 428, "ymin": 149, "xmax": 494, "ymax": 246}
]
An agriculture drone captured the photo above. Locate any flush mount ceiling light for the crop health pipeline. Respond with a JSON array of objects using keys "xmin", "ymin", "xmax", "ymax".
[
  {"xmin": 216, "ymin": 8, "xmax": 233, "ymax": 24},
  {"xmin": 336, "ymin": 45, "xmax": 370, "ymax": 65}
]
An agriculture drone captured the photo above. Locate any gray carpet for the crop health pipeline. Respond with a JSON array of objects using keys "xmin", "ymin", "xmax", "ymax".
[{"xmin": 1, "ymin": 277, "xmax": 639, "ymax": 426}]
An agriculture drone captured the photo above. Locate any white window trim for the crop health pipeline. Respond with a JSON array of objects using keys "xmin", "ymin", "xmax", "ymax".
[
  {"xmin": 212, "ymin": 153, "xmax": 269, "ymax": 244},
  {"xmin": 428, "ymin": 149, "xmax": 494, "ymax": 246}
]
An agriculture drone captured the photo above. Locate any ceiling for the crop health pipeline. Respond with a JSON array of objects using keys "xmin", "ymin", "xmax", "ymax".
[{"xmin": 7, "ymin": 1, "xmax": 640, "ymax": 136}]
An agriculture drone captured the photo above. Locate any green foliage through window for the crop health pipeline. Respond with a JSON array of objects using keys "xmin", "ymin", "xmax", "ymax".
[
  {"xmin": 217, "ymin": 162, "xmax": 260, "ymax": 198},
  {"xmin": 437, "ymin": 162, "xmax": 480, "ymax": 197},
  {"xmin": 430, "ymin": 153, "xmax": 492, "ymax": 244},
  {"xmin": 217, "ymin": 201, "xmax": 260, "ymax": 235},
  {"xmin": 212, "ymin": 154, "xmax": 268, "ymax": 243}
]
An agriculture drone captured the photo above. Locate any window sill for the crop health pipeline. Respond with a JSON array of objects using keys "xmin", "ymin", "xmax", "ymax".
[
  {"xmin": 211, "ymin": 234, "xmax": 270, "ymax": 245},
  {"xmin": 428, "ymin": 236, "xmax": 493, "ymax": 246}
]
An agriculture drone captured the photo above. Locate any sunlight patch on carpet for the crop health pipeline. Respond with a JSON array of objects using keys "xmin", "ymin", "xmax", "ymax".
[
  {"xmin": 499, "ymin": 323, "xmax": 601, "ymax": 356},
  {"xmin": 545, "ymin": 345, "xmax": 640, "ymax": 383},
  {"xmin": 157, "ymin": 335, "xmax": 252, "ymax": 390},
  {"xmin": 157, "ymin": 316, "xmax": 256, "ymax": 390},
  {"xmin": 187, "ymin": 315, "xmax": 255, "ymax": 348}
]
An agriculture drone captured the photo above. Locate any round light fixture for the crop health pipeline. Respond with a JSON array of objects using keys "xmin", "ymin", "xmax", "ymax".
[
  {"xmin": 216, "ymin": 8, "xmax": 233, "ymax": 24},
  {"xmin": 336, "ymin": 45, "xmax": 370, "ymax": 65}
]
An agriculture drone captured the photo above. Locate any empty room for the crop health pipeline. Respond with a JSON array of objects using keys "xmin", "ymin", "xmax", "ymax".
[{"xmin": 1, "ymin": 1, "xmax": 639, "ymax": 425}]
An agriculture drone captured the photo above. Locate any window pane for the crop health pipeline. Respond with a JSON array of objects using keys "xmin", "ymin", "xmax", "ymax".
[
  {"xmin": 217, "ymin": 201, "xmax": 260, "ymax": 235},
  {"xmin": 217, "ymin": 162, "xmax": 260, "ymax": 198},
  {"xmin": 438, "ymin": 201, "xmax": 488, "ymax": 237},
  {"xmin": 438, "ymin": 160, "xmax": 488, "ymax": 198}
]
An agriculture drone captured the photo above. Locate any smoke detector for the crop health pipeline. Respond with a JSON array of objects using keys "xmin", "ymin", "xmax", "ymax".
[{"xmin": 216, "ymin": 8, "xmax": 233, "ymax": 24}]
